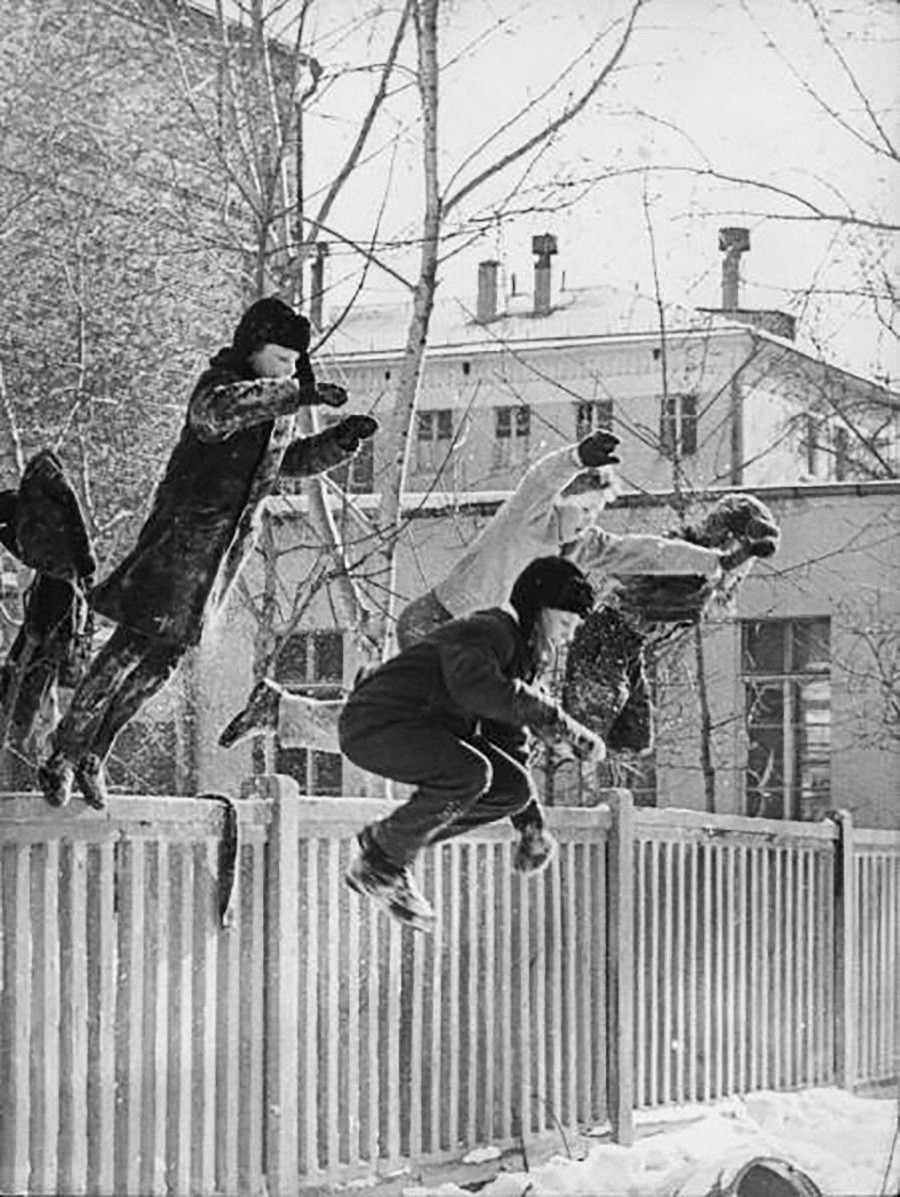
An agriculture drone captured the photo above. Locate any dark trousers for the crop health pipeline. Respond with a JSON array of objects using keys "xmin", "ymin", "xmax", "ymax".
[
  {"xmin": 339, "ymin": 707, "xmax": 542, "ymax": 870},
  {"xmin": 0, "ymin": 577, "xmax": 79, "ymax": 751},
  {"xmin": 51, "ymin": 624, "xmax": 182, "ymax": 764}
]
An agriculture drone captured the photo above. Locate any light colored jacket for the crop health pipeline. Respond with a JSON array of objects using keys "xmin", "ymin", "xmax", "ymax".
[{"xmin": 433, "ymin": 445, "xmax": 721, "ymax": 617}]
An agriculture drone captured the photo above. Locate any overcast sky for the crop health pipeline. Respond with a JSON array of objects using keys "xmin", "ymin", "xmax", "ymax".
[{"xmin": 244, "ymin": 0, "xmax": 899, "ymax": 380}]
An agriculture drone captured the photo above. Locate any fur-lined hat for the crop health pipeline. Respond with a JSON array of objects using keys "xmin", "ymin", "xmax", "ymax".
[
  {"xmin": 510, "ymin": 557, "xmax": 595, "ymax": 640},
  {"xmin": 231, "ymin": 297, "xmax": 311, "ymax": 358}
]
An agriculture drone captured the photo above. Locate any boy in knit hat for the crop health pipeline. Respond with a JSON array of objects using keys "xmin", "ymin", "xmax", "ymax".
[
  {"xmin": 39, "ymin": 296, "xmax": 378, "ymax": 809},
  {"xmin": 338, "ymin": 557, "xmax": 605, "ymax": 932}
]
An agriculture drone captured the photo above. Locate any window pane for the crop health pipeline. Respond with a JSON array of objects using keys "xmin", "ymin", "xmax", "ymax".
[
  {"xmin": 437, "ymin": 410, "xmax": 453, "ymax": 439},
  {"xmin": 745, "ymin": 787, "xmax": 786, "ymax": 820},
  {"xmin": 515, "ymin": 406, "xmax": 531, "ymax": 438},
  {"xmin": 275, "ymin": 745, "xmax": 308, "ymax": 789},
  {"xmin": 659, "ymin": 396, "xmax": 676, "ymax": 454},
  {"xmin": 312, "ymin": 751, "xmax": 343, "ymax": 797},
  {"xmin": 742, "ymin": 621, "xmax": 787, "ymax": 674},
  {"xmin": 747, "ymin": 727, "xmax": 785, "ymax": 788},
  {"xmin": 576, "ymin": 402, "xmax": 593, "ymax": 440},
  {"xmin": 417, "ymin": 411, "xmax": 433, "ymax": 440},
  {"xmin": 349, "ymin": 438, "xmax": 374, "ymax": 493},
  {"xmin": 745, "ymin": 681, "xmax": 784, "ymax": 724},
  {"xmin": 680, "ymin": 394, "xmax": 698, "ymax": 456},
  {"xmin": 274, "ymin": 633, "xmax": 309, "ymax": 685},
  {"xmin": 495, "ymin": 407, "xmax": 511, "ymax": 438},
  {"xmin": 313, "ymin": 632, "xmax": 343, "ymax": 684},
  {"xmin": 791, "ymin": 619, "xmax": 830, "ymax": 673}
]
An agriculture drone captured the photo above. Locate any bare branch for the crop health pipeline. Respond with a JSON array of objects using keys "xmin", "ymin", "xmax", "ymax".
[{"xmin": 442, "ymin": 0, "xmax": 647, "ymax": 218}]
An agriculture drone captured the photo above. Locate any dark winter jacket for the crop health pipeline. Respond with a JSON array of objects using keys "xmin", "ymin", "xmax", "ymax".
[
  {"xmin": 91, "ymin": 348, "xmax": 357, "ymax": 649},
  {"xmin": 341, "ymin": 607, "xmax": 587, "ymax": 762}
]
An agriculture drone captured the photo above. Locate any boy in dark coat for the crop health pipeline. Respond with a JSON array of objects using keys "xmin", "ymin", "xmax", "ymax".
[
  {"xmin": 0, "ymin": 451, "xmax": 96, "ymax": 780},
  {"xmin": 338, "ymin": 557, "xmax": 606, "ymax": 932},
  {"xmin": 39, "ymin": 296, "xmax": 378, "ymax": 809}
]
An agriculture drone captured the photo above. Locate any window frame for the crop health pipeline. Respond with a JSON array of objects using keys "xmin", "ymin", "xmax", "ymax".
[
  {"xmin": 272, "ymin": 629, "xmax": 344, "ymax": 796},
  {"xmin": 659, "ymin": 393, "xmax": 698, "ymax": 458},
  {"xmin": 741, "ymin": 617, "xmax": 831, "ymax": 821}
]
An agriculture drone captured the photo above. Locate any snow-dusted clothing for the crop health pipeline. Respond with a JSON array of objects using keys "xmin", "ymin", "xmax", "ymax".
[
  {"xmin": 47, "ymin": 324, "xmax": 370, "ymax": 787},
  {"xmin": 0, "ymin": 452, "xmax": 96, "ymax": 773},
  {"xmin": 427, "ymin": 445, "xmax": 721, "ymax": 621},
  {"xmin": 91, "ymin": 350, "xmax": 358, "ymax": 650},
  {"xmin": 563, "ymin": 493, "xmax": 782, "ymax": 754},
  {"xmin": 339, "ymin": 604, "xmax": 590, "ymax": 867}
]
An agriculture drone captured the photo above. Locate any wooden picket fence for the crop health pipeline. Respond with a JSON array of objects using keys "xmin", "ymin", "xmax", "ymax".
[{"xmin": 0, "ymin": 781, "xmax": 897, "ymax": 1195}]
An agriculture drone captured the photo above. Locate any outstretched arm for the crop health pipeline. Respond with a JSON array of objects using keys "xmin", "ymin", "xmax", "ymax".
[
  {"xmin": 570, "ymin": 526, "xmax": 723, "ymax": 579},
  {"xmin": 189, "ymin": 374, "xmax": 302, "ymax": 443},
  {"xmin": 438, "ymin": 631, "xmax": 604, "ymax": 760},
  {"xmin": 280, "ymin": 414, "xmax": 378, "ymax": 478}
]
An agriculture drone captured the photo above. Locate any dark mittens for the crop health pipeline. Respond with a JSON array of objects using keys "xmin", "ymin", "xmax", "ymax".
[
  {"xmin": 335, "ymin": 414, "xmax": 379, "ymax": 450},
  {"xmin": 315, "ymin": 382, "xmax": 349, "ymax": 408},
  {"xmin": 577, "ymin": 430, "xmax": 621, "ymax": 468}
]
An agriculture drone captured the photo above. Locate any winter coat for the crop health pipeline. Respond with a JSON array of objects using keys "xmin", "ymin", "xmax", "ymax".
[
  {"xmin": 91, "ymin": 348, "xmax": 357, "ymax": 649},
  {"xmin": 341, "ymin": 606, "xmax": 586, "ymax": 763},
  {"xmin": 434, "ymin": 445, "xmax": 722, "ymax": 618}
]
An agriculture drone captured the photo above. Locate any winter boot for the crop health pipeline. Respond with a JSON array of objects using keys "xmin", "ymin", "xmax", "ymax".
[
  {"xmin": 39, "ymin": 751, "xmax": 75, "ymax": 808},
  {"xmin": 75, "ymin": 753, "xmax": 108, "ymax": 810},
  {"xmin": 345, "ymin": 828, "xmax": 435, "ymax": 933},
  {"xmin": 513, "ymin": 823, "xmax": 557, "ymax": 874},
  {"xmin": 219, "ymin": 678, "xmax": 283, "ymax": 748}
]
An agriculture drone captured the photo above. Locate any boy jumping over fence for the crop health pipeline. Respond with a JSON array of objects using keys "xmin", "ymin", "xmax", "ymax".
[
  {"xmin": 38, "ymin": 297, "xmax": 378, "ymax": 810},
  {"xmin": 338, "ymin": 556, "xmax": 605, "ymax": 932},
  {"xmin": 219, "ymin": 430, "xmax": 727, "ymax": 753}
]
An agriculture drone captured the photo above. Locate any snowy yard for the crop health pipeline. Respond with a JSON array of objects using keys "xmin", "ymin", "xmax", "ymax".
[{"xmin": 398, "ymin": 1089, "xmax": 899, "ymax": 1197}]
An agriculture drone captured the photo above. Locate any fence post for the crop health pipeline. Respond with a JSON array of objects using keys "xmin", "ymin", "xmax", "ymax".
[
  {"xmin": 260, "ymin": 774, "xmax": 301, "ymax": 1194},
  {"xmin": 832, "ymin": 808, "xmax": 856, "ymax": 1091},
  {"xmin": 606, "ymin": 788, "xmax": 635, "ymax": 1145}
]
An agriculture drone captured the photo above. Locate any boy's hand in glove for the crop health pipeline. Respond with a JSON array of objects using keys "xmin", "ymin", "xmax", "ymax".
[
  {"xmin": 577, "ymin": 430, "xmax": 621, "ymax": 468},
  {"xmin": 315, "ymin": 382, "xmax": 349, "ymax": 408},
  {"xmin": 335, "ymin": 414, "xmax": 379, "ymax": 451}
]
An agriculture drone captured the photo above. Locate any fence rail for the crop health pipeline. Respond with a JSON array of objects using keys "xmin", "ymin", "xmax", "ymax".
[{"xmin": 0, "ymin": 783, "xmax": 897, "ymax": 1195}]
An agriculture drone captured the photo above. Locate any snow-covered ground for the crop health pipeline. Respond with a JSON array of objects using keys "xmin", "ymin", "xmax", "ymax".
[{"xmin": 402, "ymin": 1088, "xmax": 900, "ymax": 1197}]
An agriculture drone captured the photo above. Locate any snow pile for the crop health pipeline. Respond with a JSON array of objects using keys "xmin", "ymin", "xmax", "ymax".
[{"xmin": 403, "ymin": 1088, "xmax": 899, "ymax": 1197}]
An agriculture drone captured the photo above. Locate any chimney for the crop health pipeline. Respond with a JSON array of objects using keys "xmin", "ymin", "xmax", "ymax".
[
  {"xmin": 476, "ymin": 259, "xmax": 499, "ymax": 323},
  {"xmin": 719, "ymin": 227, "xmax": 750, "ymax": 311},
  {"xmin": 309, "ymin": 241, "xmax": 329, "ymax": 332},
  {"xmin": 532, "ymin": 233, "xmax": 557, "ymax": 316}
]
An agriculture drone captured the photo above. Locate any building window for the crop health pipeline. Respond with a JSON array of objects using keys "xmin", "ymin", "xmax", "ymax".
[
  {"xmin": 274, "ymin": 629, "xmax": 343, "ymax": 696},
  {"xmin": 494, "ymin": 405, "xmax": 531, "ymax": 469},
  {"xmin": 659, "ymin": 393, "xmax": 697, "ymax": 457},
  {"xmin": 575, "ymin": 400, "xmax": 613, "ymax": 440},
  {"xmin": 327, "ymin": 436, "xmax": 374, "ymax": 494},
  {"xmin": 274, "ymin": 745, "xmax": 343, "ymax": 797},
  {"xmin": 414, "ymin": 409, "xmax": 453, "ymax": 473},
  {"xmin": 801, "ymin": 413, "xmax": 821, "ymax": 475},
  {"xmin": 273, "ymin": 629, "xmax": 344, "ymax": 795},
  {"xmin": 741, "ymin": 618, "xmax": 831, "ymax": 821},
  {"xmin": 834, "ymin": 425, "xmax": 849, "ymax": 481}
]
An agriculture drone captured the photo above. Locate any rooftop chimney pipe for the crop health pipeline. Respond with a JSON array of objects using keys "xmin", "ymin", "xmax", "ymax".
[
  {"xmin": 476, "ymin": 259, "xmax": 499, "ymax": 323},
  {"xmin": 719, "ymin": 227, "xmax": 749, "ymax": 312},
  {"xmin": 309, "ymin": 241, "xmax": 329, "ymax": 332},
  {"xmin": 532, "ymin": 233, "xmax": 557, "ymax": 316}
]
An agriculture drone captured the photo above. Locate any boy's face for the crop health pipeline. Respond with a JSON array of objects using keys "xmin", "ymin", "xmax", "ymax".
[
  {"xmin": 540, "ymin": 607, "xmax": 583, "ymax": 651},
  {"xmin": 249, "ymin": 342, "xmax": 300, "ymax": 378}
]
